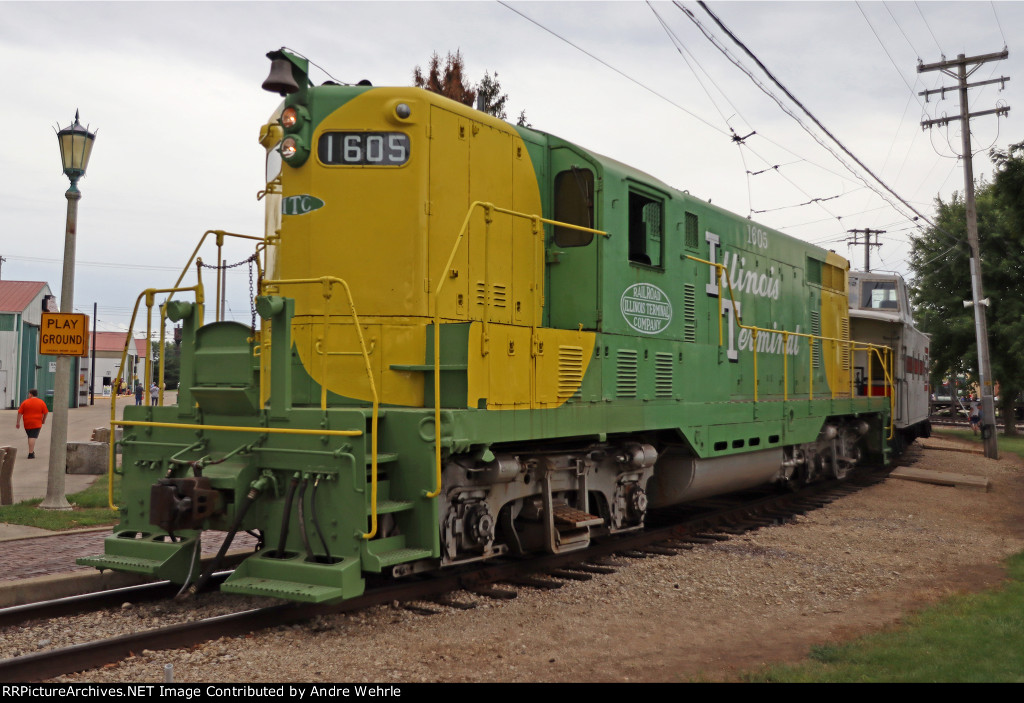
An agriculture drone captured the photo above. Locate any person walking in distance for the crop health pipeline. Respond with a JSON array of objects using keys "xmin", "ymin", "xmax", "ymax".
[
  {"xmin": 970, "ymin": 397, "xmax": 981, "ymax": 435},
  {"xmin": 15, "ymin": 389, "xmax": 48, "ymax": 459}
]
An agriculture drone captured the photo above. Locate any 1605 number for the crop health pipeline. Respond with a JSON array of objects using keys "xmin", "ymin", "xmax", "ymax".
[
  {"xmin": 318, "ymin": 132, "xmax": 410, "ymax": 166},
  {"xmin": 747, "ymin": 224, "xmax": 769, "ymax": 249}
]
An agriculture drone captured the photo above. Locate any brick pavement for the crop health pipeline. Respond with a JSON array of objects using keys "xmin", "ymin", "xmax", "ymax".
[
  {"xmin": 0, "ymin": 391, "xmax": 263, "ymax": 592},
  {"xmin": 0, "ymin": 530, "xmax": 108, "ymax": 582},
  {"xmin": 0, "ymin": 529, "xmax": 259, "ymax": 585}
]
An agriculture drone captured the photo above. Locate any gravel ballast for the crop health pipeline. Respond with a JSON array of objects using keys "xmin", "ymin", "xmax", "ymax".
[{"xmin": 10, "ymin": 436, "xmax": 1020, "ymax": 683}]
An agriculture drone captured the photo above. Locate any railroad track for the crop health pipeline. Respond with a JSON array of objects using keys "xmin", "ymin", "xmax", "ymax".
[
  {"xmin": 929, "ymin": 414, "xmax": 1022, "ymax": 431},
  {"xmin": 0, "ymin": 467, "xmax": 891, "ymax": 682}
]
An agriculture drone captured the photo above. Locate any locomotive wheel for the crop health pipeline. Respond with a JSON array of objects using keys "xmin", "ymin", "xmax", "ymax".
[{"xmin": 830, "ymin": 461, "xmax": 852, "ymax": 481}]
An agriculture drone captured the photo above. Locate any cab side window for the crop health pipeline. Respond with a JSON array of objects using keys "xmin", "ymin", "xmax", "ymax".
[
  {"xmin": 553, "ymin": 168, "xmax": 595, "ymax": 247},
  {"xmin": 628, "ymin": 190, "xmax": 663, "ymax": 267}
]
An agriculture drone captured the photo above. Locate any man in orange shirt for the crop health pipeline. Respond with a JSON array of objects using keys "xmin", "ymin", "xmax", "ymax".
[{"xmin": 15, "ymin": 389, "xmax": 48, "ymax": 459}]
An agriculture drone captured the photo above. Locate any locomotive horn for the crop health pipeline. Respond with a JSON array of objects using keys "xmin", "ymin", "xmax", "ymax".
[{"xmin": 262, "ymin": 48, "xmax": 304, "ymax": 96}]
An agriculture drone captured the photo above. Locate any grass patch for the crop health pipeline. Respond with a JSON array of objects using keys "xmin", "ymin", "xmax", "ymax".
[
  {"xmin": 0, "ymin": 472, "xmax": 121, "ymax": 531},
  {"xmin": 933, "ymin": 428, "xmax": 1024, "ymax": 461},
  {"xmin": 745, "ymin": 553, "xmax": 1024, "ymax": 682}
]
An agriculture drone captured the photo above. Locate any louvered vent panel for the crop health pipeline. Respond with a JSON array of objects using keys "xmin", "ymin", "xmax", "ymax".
[
  {"xmin": 616, "ymin": 349, "xmax": 638, "ymax": 398},
  {"xmin": 685, "ymin": 212, "xmax": 699, "ymax": 249},
  {"xmin": 683, "ymin": 284, "xmax": 697, "ymax": 343},
  {"xmin": 474, "ymin": 282, "xmax": 508, "ymax": 308},
  {"xmin": 558, "ymin": 345, "xmax": 585, "ymax": 400},
  {"xmin": 655, "ymin": 352, "xmax": 674, "ymax": 398},
  {"xmin": 811, "ymin": 311, "xmax": 822, "ymax": 369},
  {"xmin": 841, "ymin": 317, "xmax": 851, "ymax": 370}
]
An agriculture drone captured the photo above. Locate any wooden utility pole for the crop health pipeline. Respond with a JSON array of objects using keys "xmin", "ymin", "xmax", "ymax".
[
  {"xmin": 846, "ymin": 229, "xmax": 885, "ymax": 272},
  {"xmin": 919, "ymin": 50, "xmax": 1010, "ymax": 459}
]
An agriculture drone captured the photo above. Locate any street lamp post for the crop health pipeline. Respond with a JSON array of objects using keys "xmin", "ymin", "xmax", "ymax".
[{"xmin": 42, "ymin": 111, "xmax": 96, "ymax": 510}]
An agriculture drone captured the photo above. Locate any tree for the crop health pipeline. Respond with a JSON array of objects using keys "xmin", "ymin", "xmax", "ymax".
[
  {"xmin": 413, "ymin": 51, "xmax": 476, "ymax": 107},
  {"xmin": 153, "ymin": 340, "xmax": 180, "ymax": 390},
  {"xmin": 413, "ymin": 51, "xmax": 528, "ymax": 125},
  {"xmin": 476, "ymin": 70, "xmax": 508, "ymax": 120},
  {"xmin": 910, "ymin": 144, "xmax": 1024, "ymax": 435}
]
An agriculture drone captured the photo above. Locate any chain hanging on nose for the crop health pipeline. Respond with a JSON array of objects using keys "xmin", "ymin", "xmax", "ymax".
[
  {"xmin": 196, "ymin": 253, "xmax": 260, "ymax": 333},
  {"xmin": 249, "ymin": 258, "xmax": 256, "ymax": 333}
]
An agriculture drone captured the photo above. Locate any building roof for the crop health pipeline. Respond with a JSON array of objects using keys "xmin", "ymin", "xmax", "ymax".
[
  {"xmin": 0, "ymin": 281, "xmax": 48, "ymax": 313},
  {"xmin": 89, "ymin": 331, "xmax": 138, "ymax": 356}
]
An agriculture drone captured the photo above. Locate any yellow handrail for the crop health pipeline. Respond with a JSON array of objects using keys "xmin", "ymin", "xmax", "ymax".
[
  {"xmin": 685, "ymin": 255, "xmax": 896, "ymax": 436},
  {"xmin": 106, "ymin": 285, "xmax": 204, "ymax": 509},
  {"xmin": 261, "ymin": 276, "xmax": 380, "ymax": 539},
  {"xmin": 117, "ymin": 420, "xmax": 361, "ymax": 437},
  {"xmin": 157, "ymin": 231, "xmax": 266, "ymax": 402},
  {"xmin": 429, "ymin": 201, "xmax": 607, "ymax": 500}
]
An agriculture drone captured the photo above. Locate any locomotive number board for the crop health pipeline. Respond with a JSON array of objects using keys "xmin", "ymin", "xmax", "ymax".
[{"xmin": 318, "ymin": 132, "xmax": 410, "ymax": 165}]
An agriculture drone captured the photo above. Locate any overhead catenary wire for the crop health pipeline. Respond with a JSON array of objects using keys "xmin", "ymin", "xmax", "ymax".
[
  {"xmin": 915, "ymin": 1, "xmax": 945, "ymax": 57},
  {"xmin": 750, "ymin": 188, "xmax": 867, "ymax": 215},
  {"xmin": 883, "ymin": 1, "xmax": 922, "ymax": 59},
  {"xmin": 680, "ymin": 1, "xmax": 991, "ymax": 260},
  {"xmin": 685, "ymin": 1, "xmax": 936, "ymax": 232},
  {"xmin": 991, "ymin": 2, "xmax": 1008, "ymax": 48},
  {"xmin": 646, "ymin": 1, "xmax": 873, "ymax": 225},
  {"xmin": 646, "ymin": 1, "xmax": 756, "ymax": 214},
  {"xmin": 497, "ymin": 0, "xmax": 730, "ymax": 138},
  {"xmin": 500, "ymin": 0, "xmax": 867, "ymax": 191},
  {"xmin": 504, "ymin": 0, "xmax": 977, "ymax": 263}
]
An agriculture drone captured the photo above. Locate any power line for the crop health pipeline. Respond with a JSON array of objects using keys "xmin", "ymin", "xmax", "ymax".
[
  {"xmin": 5, "ymin": 254, "xmax": 180, "ymax": 271},
  {"xmin": 685, "ymin": 1, "xmax": 940, "ymax": 237},
  {"xmin": 504, "ymin": 0, "xmax": 867, "ymax": 192},
  {"xmin": 883, "ymin": 1, "xmax": 921, "ymax": 59},
  {"xmin": 497, "ymin": 1, "xmax": 731, "ymax": 137},
  {"xmin": 857, "ymin": 1, "xmax": 926, "ymax": 106},
  {"xmin": 991, "ymin": 2, "xmax": 1008, "ymax": 47},
  {"xmin": 751, "ymin": 188, "xmax": 865, "ymax": 215},
  {"xmin": 914, "ymin": 1, "xmax": 944, "ymax": 57},
  {"xmin": 647, "ymin": 1, "xmax": 755, "ymax": 213}
]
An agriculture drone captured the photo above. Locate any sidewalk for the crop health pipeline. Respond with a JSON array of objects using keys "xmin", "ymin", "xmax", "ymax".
[{"xmin": 1, "ymin": 392, "xmax": 177, "ymax": 539}]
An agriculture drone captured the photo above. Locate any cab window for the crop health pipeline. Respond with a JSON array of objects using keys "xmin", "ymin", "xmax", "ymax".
[
  {"xmin": 553, "ymin": 168, "xmax": 594, "ymax": 247},
  {"xmin": 628, "ymin": 190, "xmax": 663, "ymax": 267}
]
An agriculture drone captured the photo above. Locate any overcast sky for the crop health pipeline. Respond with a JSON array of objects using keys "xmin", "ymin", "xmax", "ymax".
[{"xmin": 1, "ymin": 1, "xmax": 1020, "ymax": 332}]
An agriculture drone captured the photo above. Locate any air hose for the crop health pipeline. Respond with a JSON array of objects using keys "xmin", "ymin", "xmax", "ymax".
[
  {"xmin": 177, "ymin": 483, "xmax": 261, "ymax": 599},
  {"xmin": 275, "ymin": 477, "xmax": 300, "ymax": 556}
]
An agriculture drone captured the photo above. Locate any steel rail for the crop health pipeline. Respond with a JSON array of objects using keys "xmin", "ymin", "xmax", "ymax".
[
  {"xmin": 0, "ymin": 467, "xmax": 890, "ymax": 682},
  {"xmin": 0, "ymin": 573, "xmax": 234, "ymax": 630}
]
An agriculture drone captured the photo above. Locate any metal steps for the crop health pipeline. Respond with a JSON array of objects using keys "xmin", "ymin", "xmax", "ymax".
[{"xmin": 222, "ymin": 553, "xmax": 364, "ymax": 603}]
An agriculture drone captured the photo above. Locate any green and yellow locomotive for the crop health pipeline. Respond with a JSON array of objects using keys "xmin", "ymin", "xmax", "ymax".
[{"xmin": 81, "ymin": 49, "xmax": 895, "ymax": 602}]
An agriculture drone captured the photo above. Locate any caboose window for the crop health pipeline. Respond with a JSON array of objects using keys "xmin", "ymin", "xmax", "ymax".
[
  {"xmin": 553, "ymin": 168, "xmax": 594, "ymax": 247},
  {"xmin": 318, "ymin": 132, "xmax": 410, "ymax": 165},
  {"xmin": 628, "ymin": 191, "xmax": 663, "ymax": 267},
  {"xmin": 860, "ymin": 280, "xmax": 898, "ymax": 310}
]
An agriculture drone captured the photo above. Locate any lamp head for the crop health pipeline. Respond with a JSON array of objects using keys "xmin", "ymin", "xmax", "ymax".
[{"xmin": 56, "ymin": 110, "xmax": 97, "ymax": 181}]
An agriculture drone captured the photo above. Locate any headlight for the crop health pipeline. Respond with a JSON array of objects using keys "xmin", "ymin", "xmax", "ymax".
[
  {"xmin": 281, "ymin": 137, "xmax": 298, "ymax": 159},
  {"xmin": 282, "ymin": 107, "xmax": 298, "ymax": 128},
  {"xmin": 279, "ymin": 136, "xmax": 310, "ymax": 167}
]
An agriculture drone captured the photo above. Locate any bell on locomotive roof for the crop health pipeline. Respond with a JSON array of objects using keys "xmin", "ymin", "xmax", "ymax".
[{"xmin": 262, "ymin": 48, "xmax": 308, "ymax": 96}]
